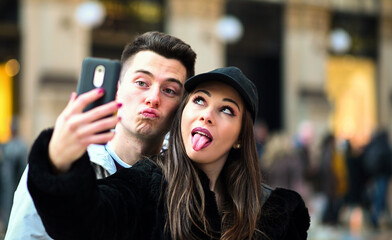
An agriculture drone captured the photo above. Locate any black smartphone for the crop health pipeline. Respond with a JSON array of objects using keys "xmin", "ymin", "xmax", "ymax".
[{"xmin": 76, "ymin": 57, "xmax": 121, "ymax": 112}]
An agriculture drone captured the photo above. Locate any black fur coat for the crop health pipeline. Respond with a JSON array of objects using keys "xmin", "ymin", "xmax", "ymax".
[{"xmin": 27, "ymin": 129, "xmax": 310, "ymax": 240}]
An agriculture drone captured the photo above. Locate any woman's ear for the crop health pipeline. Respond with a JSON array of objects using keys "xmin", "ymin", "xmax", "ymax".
[{"xmin": 233, "ymin": 143, "xmax": 241, "ymax": 149}]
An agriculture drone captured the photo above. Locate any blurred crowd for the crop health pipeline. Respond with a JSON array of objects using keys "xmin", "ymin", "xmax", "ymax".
[{"xmin": 257, "ymin": 120, "xmax": 392, "ymax": 238}]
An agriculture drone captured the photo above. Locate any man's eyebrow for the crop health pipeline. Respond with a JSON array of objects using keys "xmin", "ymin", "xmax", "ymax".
[
  {"xmin": 135, "ymin": 69, "xmax": 183, "ymax": 88},
  {"xmin": 167, "ymin": 78, "xmax": 183, "ymax": 89},
  {"xmin": 135, "ymin": 69, "xmax": 153, "ymax": 77},
  {"xmin": 194, "ymin": 89, "xmax": 241, "ymax": 111}
]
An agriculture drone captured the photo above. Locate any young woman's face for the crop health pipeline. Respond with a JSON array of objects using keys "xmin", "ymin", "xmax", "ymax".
[{"xmin": 181, "ymin": 81, "xmax": 244, "ymax": 173}]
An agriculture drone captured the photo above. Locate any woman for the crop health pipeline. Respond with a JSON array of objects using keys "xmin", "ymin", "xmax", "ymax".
[{"xmin": 27, "ymin": 67, "xmax": 310, "ymax": 240}]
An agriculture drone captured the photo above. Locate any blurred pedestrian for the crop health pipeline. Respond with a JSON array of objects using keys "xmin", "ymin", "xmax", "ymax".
[
  {"xmin": 294, "ymin": 121, "xmax": 316, "ymax": 186},
  {"xmin": 363, "ymin": 129, "xmax": 392, "ymax": 229},
  {"xmin": 344, "ymin": 140, "xmax": 368, "ymax": 210},
  {"xmin": 0, "ymin": 118, "xmax": 28, "ymax": 226},
  {"xmin": 261, "ymin": 132, "xmax": 307, "ymax": 198},
  {"xmin": 318, "ymin": 132, "xmax": 347, "ymax": 225},
  {"xmin": 254, "ymin": 119, "xmax": 269, "ymax": 160}
]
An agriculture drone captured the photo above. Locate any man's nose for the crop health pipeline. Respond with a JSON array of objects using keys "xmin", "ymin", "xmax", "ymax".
[{"xmin": 145, "ymin": 86, "xmax": 160, "ymax": 108}]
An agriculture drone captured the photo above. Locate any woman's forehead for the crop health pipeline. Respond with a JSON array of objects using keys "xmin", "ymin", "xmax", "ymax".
[{"xmin": 191, "ymin": 81, "xmax": 242, "ymax": 100}]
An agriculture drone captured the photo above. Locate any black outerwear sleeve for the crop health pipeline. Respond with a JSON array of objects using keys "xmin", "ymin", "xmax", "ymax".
[
  {"xmin": 27, "ymin": 128, "xmax": 154, "ymax": 240},
  {"xmin": 260, "ymin": 188, "xmax": 310, "ymax": 240}
]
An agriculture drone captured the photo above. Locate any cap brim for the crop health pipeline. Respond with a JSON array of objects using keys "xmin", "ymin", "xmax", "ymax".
[
  {"xmin": 185, "ymin": 72, "xmax": 254, "ymax": 119},
  {"xmin": 185, "ymin": 72, "xmax": 243, "ymax": 95}
]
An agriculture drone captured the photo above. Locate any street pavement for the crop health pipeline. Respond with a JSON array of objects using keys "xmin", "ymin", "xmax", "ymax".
[{"xmin": 308, "ymin": 194, "xmax": 392, "ymax": 240}]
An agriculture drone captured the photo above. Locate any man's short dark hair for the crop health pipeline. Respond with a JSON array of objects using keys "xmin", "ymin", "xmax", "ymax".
[{"xmin": 121, "ymin": 31, "xmax": 196, "ymax": 79}]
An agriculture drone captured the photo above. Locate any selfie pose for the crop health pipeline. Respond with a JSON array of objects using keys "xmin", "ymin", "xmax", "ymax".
[
  {"xmin": 5, "ymin": 31, "xmax": 196, "ymax": 240},
  {"xmin": 27, "ymin": 67, "xmax": 310, "ymax": 239}
]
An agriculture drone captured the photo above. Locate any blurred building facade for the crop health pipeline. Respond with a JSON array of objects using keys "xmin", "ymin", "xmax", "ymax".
[{"xmin": 0, "ymin": 0, "xmax": 391, "ymax": 147}]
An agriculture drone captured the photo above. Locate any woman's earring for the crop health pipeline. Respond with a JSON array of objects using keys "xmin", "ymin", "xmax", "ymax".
[{"xmin": 233, "ymin": 143, "xmax": 241, "ymax": 149}]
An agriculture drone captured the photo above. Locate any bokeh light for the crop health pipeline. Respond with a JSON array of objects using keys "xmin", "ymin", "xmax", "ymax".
[
  {"xmin": 215, "ymin": 15, "xmax": 243, "ymax": 43},
  {"xmin": 4, "ymin": 59, "xmax": 20, "ymax": 77},
  {"xmin": 74, "ymin": 1, "xmax": 106, "ymax": 28}
]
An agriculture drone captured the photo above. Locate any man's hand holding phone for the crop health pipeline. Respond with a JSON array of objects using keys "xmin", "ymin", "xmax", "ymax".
[
  {"xmin": 49, "ymin": 89, "xmax": 122, "ymax": 174},
  {"xmin": 48, "ymin": 58, "xmax": 122, "ymax": 174}
]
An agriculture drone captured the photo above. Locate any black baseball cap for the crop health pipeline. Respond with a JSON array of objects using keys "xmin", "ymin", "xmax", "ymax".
[{"xmin": 184, "ymin": 66, "xmax": 258, "ymax": 122}]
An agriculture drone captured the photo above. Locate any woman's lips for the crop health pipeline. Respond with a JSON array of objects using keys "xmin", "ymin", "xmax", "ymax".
[{"xmin": 191, "ymin": 127, "xmax": 213, "ymax": 151}]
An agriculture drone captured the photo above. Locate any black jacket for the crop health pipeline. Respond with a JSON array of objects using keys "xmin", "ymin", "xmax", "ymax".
[{"xmin": 27, "ymin": 129, "xmax": 310, "ymax": 240}]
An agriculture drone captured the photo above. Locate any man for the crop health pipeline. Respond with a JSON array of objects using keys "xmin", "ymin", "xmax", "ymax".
[
  {"xmin": 5, "ymin": 31, "xmax": 196, "ymax": 239},
  {"xmin": 0, "ymin": 118, "xmax": 28, "ymax": 227}
]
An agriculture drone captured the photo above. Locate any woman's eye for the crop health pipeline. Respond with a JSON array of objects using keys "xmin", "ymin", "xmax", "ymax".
[
  {"xmin": 193, "ymin": 96, "xmax": 205, "ymax": 105},
  {"xmin": 222, "ymin": 107, "xmax": 234, "ymax": 116}
]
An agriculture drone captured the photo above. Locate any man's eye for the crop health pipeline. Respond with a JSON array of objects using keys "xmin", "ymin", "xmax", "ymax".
[
  {"xmin": 136, "ymin": 81, "xmax": 147, "ymax": 87},
  {"xmin": 164, "ymin": 88, "xmax": 176, "ymax": 95}
]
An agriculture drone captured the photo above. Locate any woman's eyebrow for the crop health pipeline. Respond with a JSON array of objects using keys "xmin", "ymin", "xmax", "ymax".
[
  {"xmin": 194, "ymin": 89, "xmax": 241, "ymax": 111},
  {"xmin": 223, "ymin": 98, "xmax": 240, "ymax": 111},
  {"xmin": 194, "ymin": 89, "xmax": 210, "ymax": 97}
]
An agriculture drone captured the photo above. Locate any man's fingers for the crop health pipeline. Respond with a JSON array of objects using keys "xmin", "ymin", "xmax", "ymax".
[
  {"xmin": 68, "ymin": 92, "xmax": 77, "ymax": 104},
  {"xmin": 69, "ymin": 88, "xmax": 105, "ymax": 114},
  {"xmin": 83, "ymin": 101, "xmax": 122, "ymax": 123},
  {"xmin": 77, "ymin": 115, "xmax": 120, "ymax": 137},
  {"xmin": 61, "ymin": 92, "xmax": 77, "ymax": 115},
  {"xmin": 82, "ymin": 130, "xmax": 116, "ymax": 145}
]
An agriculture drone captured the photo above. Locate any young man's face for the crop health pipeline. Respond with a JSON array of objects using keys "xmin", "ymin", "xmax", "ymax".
[{"xmin": 116, "ymin": 50, "xmax": 187, "ymax": 141}]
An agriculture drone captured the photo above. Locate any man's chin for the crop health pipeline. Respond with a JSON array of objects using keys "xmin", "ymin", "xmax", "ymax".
[
  {"xmin": 136, "ymin": 125, "xmax": 153, "ymax": 135},
  {"xmin": 136, "ymin": 121, "xmax": 161, "ymax": 136},
  {"xmin": 134, "ymin": 120, "xmax": 169, "ymax": 139}
]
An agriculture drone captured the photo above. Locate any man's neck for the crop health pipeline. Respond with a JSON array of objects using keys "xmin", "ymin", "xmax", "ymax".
[{"xmin": 110, "ymin": 129, "xmax": 163, "ymax": 166}]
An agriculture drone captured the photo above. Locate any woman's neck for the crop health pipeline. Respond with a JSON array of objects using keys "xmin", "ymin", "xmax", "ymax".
[
  {"xmin": 197, "ymin": 160, "xmax": 226, "ymax": 192},
  {"xmin": 212, "ymin": 177, "xmax": 224, "ymax": 211}
]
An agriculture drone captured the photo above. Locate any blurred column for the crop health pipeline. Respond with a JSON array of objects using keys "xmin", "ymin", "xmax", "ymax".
[
  {"xmin": 379, "ymin": 0, "xmax": 392, "ymax": 137},
  {"xmin": 0, "ymin": 63, "xmax": 13, "ymax": 142},
  {"xmin": 167, "ymin": 0, "xmax": 225, "ymax": 73},
  {"xmin": 20, "ymin": 0, "xmax": 91, "ymax": 142},
  {"xmin": 283, "ymin": 1, "xmax": 330, "ymax": 136}
]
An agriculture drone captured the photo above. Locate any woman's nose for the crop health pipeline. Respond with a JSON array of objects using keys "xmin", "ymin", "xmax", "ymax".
[{"xmin": 199, "ymin": 109, "xmax": 214, "ymax": 125}]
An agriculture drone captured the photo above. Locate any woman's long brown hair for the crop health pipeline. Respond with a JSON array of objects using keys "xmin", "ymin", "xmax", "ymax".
[{"xmin": 160, "ymin": 92, "xmax": 263, "ymax": 240}]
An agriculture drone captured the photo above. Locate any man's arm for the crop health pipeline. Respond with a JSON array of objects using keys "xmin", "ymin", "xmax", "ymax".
[
  {"xmin": 5, "ymin": 146, "xmax": 115, "ymax": 239},
  {"xmin": 5, "ymin": 88, "xmax": 121, "ymax": 239},
  {"xmin": 27, "ymin": 129, "xmax": 149, "ymax": 239},
  {"xmin": 5, "ymin": 166, "xmax": 53, "ymax": 240}
]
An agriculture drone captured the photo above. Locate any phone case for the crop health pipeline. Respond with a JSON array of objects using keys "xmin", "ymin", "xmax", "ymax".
[{"xmin": 76, "ymin": 57, "xmax": 121, "ymax": 112}]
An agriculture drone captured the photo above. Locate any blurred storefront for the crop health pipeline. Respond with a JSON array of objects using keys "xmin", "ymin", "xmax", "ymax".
[
  {"xmin": 1, "ymin": 0, "xmax": 391, "ymax": 148},
  {"xmin": 0, "ymin": 0, "xmax": 19, "ymax": 143}
]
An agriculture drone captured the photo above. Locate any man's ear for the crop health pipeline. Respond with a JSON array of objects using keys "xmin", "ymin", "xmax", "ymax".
[{"xmin": 115, "ymin": 81, "xmax": 121, "ymax": 100}]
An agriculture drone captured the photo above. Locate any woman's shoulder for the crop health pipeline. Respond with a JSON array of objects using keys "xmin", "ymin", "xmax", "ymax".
[
  {"xmin": 268, "ymin": 187, "xmax": 306, "ymax": 210},
  {"xmin": 260, "ymin": 185, "xmax": 310, "ymax": 239}
]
